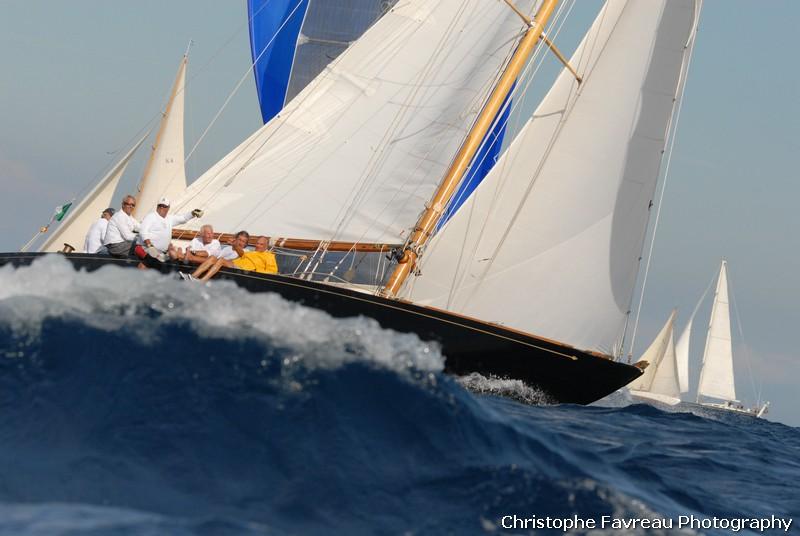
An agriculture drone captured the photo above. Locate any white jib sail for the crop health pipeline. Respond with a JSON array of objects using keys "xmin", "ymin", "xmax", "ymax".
[
  {"xmin": 38, "ymin": 134, "xmax": 148, "ymax": 253},
  {"xmin": 404, "ymin": 0, "xmax": 701, "ymax": 354},
  {"xmin": 697, "ymin": 261, "xmax": 737, "ymax": 402},
  {"xmin": 172, "ymin": 0, "xmax": 537, "ymax": 244},
  {"xmin": 630, "ymin": 311, "xmax": 679, "ymax": 399},
  {"xmin": 134, "ymin": 54, "xmax": 188, "ymax": 218}
]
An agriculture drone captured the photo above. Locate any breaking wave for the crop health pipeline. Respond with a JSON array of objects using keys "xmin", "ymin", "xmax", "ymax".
[{"xmin": 0, "ymin": 256, "xmax": 798, "ymax": 535}]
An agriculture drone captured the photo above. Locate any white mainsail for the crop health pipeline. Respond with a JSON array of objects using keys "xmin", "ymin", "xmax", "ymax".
[
  {"xmin": 697, "ymin": 260, "xmax": 737, "ymax": 402},
  {"xmin": 172, "ymin": 0, "xmax": 538, "ymax": 244},
  {"xmin": 404, "ymin": 0, "xmax": 701, "ymax": 354},
  {"xmin": 134, "ymin": 54, "xmax": 188, "ymax": 218},
  {"xmin": 38, "ymin": 134, "xmax": 148, "ymax": 253},
  {"xmin": 630, "ymin": 310, "xmax": 681, "ymax": 404}
]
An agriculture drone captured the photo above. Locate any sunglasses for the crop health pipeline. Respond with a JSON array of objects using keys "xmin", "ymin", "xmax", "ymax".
[{"xmin": 123, "ymin": 202, "xmax": 136, "ymax": 207}]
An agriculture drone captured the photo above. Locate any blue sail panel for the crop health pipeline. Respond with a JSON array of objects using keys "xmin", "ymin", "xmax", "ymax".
[
  {"xmin": 439, "ymin": 90, "xmax": 514, "ymax": 229},
  {"xmin": 248, "ymin": 0, "xmax": 397, "ymax": 125},
  {"xmin": 248, "ymin": 0, "xmax": 310, "ymax": 124}
]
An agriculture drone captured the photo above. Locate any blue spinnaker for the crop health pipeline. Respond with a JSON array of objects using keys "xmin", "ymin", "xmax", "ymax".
[{"xmin": 248, "ymin": 0, "xmax": 397, "ymax": 125}]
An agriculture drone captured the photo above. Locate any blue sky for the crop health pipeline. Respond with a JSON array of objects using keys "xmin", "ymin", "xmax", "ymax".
[{"xmin": 0, "ymin": 1, "xmax": 797, "ymax": 425}]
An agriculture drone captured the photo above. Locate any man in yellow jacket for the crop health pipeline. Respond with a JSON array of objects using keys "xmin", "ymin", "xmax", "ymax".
[{"xmin": 186, "ymin": 235, "xmax": 277, "ymax": 282}]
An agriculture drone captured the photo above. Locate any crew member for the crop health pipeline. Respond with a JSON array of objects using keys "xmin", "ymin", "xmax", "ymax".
[
  {"xmin": 103, "ymin": 195, "xmax": 140, "ymax": 258},
  {"xmin": 187, "ymin": 235, "xmax": 277, "ymax": 281},
  {"xmin": 83, "ymin": 207, "xmax": 114, "ymax": 253},
  {"xmin": 137, "ymin": 197, "xmax": 202, "ymax": 266}
]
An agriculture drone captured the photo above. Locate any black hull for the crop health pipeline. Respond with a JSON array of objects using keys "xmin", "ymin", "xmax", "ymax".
[{"xmin": 0, "ymin": 252, "xmax": 641, "ymax": 404}]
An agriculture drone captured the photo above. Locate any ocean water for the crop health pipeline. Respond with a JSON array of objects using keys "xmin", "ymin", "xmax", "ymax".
[{"xmin": 0, "ymin": 256, "xmax": 797, "ymax": 535}]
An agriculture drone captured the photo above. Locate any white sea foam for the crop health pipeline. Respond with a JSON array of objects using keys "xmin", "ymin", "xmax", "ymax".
[
  {"xmin": 591, "ymin": 388, "xmax": 635, "ymax": 408},
  {"xmin": 455, "ymin": 372, "xmax": 552, "ymax": 405},
  {"xmin": 0, "ymin": 255, "xmax": 444, "ymax": 374}
]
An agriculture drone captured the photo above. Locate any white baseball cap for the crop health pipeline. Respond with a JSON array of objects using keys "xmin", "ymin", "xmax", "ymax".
[{"xmin": 157, "ymin": 197, "xmax": 171, "ymax": 207}]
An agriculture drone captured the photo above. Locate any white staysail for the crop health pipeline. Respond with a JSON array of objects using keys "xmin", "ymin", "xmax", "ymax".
[
  {"xmin": 404, "ymin": 0, "xmax": 701, "ymax": 354},
  {"xmin": 172, "ymin": 0, "xmax": 537, "ymax": 244},
  {"xmin": 38, "ymin": 134, "xmax": 149, "ymax": 253},
  {"xmin": 630, "ymin": 311, "xmax": 681, "ymax": 404},
  {"xmin": 674, "ymin": 317, "xmax": 692, "ymax": 393},
  {"xmin": 134, "ymin": 54, "xmax": 188, "ymax": 218},
  {"xmin": 697, "ymin": 261, "xmax": 737, "ymax": 402}
]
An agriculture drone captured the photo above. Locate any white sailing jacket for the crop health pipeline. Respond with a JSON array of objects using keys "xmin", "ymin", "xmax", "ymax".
[
  {"xmin": 139, "ymin": 211, "xmax": 194, "ymax": 252},
  {"xmin": 83, "ymin": 218, "xmax": 109, "ymax": 253},
  {"xmin": 103, "ymin": 211, "xmax": 140, "ymax": 245}
]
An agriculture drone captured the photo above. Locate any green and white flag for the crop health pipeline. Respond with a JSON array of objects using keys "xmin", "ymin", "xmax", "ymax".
[{"xmin": 53, "ymin": 201, "xmax": 73, "ymax": 222}]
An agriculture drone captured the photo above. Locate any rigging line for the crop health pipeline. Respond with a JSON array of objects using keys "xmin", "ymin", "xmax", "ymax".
[
  {"xmin": 212, "ymin": 1, "xmax": 423, "ymax": 231},
  {"xmin": 402, "ymin": 0, "xmax": 574, "ymax": 304},
  {"xmin": 316, "ymin": 5, "xmax": 510, "ymax": 281},
  {"xmin": 439, "ymin": 0, "xmax": 574, "ymax": 224},
  {"xmin": 235, "ymin": 0, "xmax": 491, "ymax": 250},
  {"xmin": 145, "ymin": 0, "xmax": 279, "ymax": 205},
  {"xmin": 436, "ymin": 0, "xmax": 625, "ymax": 313},
  {"xmin": 329, "ymin": 0, "xmax": 548, "ymax": 250},
  {"xmin": 342, "ymin": 22, "xmax": 522, "ymax": 253},
  {"xmin": 182, "ymin": 0, "xmax": 308, "ymax": 178},
  {"xmin": 176, "ymin": 0, "xmax": 326, "ymax": 214},
  {"xmin": 353, "ymin": 0, "xmax": 564, "ymax": 256},
  {"xmin": 439, "ymin": 0, "xmax": 576, "ymax": 307},
  {"xmin": 728, "ymin": 273, "xmax": 762, "ymax": 406},
  {"xmin": 324, "ymin": 1, "xmax": 477, "ymax": 243},
  {"xmin": 626, "ymin": 2, "xmax": 702, "ymax": 361}
]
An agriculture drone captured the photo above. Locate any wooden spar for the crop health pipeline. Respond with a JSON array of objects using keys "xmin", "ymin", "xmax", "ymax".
[
  {"xmin": 381, "ymin": 0, "xmax": 560, "ymax": 297},
  {"xmin": 132, "ymin": 54, "xmax": 188, "ymax": 219},
  {"xmin": 503, "ymin": 0, "xmax": 582, "ymax": 83},
  {"xmin": 171, "ymin": 228, "xmax": 397, "ymax": 253}
]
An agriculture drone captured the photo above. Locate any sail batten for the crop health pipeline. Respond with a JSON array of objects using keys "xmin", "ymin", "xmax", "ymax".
[{"xmin": 404, "ymin": 0, "xmax": 700, "ymax": 354}]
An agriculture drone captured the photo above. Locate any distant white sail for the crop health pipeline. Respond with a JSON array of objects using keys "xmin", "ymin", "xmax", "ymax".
[
  {"xmin": 172, "ymin": 0, "xmax": 536, "ymax": 244},
  {"xmin": 675, "ymin": 314, "xmax": 694, "ymax": 393},
  {"xmin": 134, "ymin": 54, "xmax": 188, "ymax": 217},
  {"xmin": 38, "ymin": 134, "xmax": 148, "ymax": 253},
  {"xmin": 630, "ymin": 310, "xmax": 681, "ymax": 404},
  {"xmin": 697, "ymin": 260, "xmax": 737, "ymax": 402},
  {"xmin": 404, "ymin": 0, "xmax": 700, "ymax": 354}
]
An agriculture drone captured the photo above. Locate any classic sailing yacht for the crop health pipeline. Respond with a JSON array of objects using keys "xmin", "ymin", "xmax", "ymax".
[
  {"xmin": 690, "ymin": 261, "xmax": 769, "ymax": 417},
  {"xmin": 3, "ymin": 0, "xmax": 703, "ymax": 404},
  {"xmin": 629, "ymin": 311, "xmax": 682, "ymax": 405}
]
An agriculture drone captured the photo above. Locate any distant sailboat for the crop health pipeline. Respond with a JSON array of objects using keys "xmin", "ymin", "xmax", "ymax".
[
  {"xmin": 633, "ymin": 261, "xmax": 770, "ymax": 417},
  {"xmin": 694, "ymin": 261, "xmax": 769, "ymax": 417},
  {"xmin": 630, "ymin": 311, "xmax": 682, "ymax": 405}
]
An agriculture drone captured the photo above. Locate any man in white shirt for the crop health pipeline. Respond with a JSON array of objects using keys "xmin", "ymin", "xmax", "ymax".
[
  {"xmin": 137, "ymin": 197, "xmax": 202, "ymax": 262},
  {"xmin": 103, "ymin": 195, "xmax": 140, "ymax": 257},
  {"xmin": 216, "ymin": 230, "xmax": 250, "ymax": 261},
  {"xmin": 180, "ymin": 224, "xmax": 221, "ymax": 264},
  {"xmin": 83, "ymin": 208, "xmax": 115, "ymax": 253}
]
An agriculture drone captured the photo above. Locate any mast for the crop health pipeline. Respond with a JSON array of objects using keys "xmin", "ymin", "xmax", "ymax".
[{"xmin": 381, "ymin": 0, "xmax": 560, "ymax": 297}]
